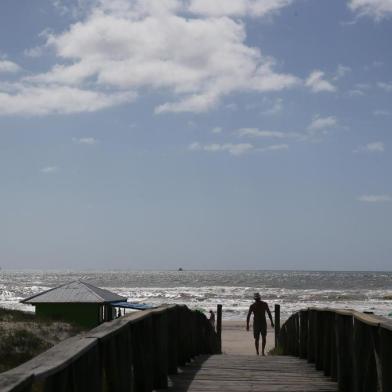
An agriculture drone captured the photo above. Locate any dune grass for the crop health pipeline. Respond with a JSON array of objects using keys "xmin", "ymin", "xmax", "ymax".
[{"xmin": 0, "ymin": 307, "xmax": 83, "ymax": 373}]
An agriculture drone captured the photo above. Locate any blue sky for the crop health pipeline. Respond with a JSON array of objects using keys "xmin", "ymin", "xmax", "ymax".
[{"xmin": 0, "ymin": 0, "xmax": 391, "ymax": 270}]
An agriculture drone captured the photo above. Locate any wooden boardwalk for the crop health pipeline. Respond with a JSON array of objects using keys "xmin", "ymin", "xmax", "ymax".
[{"xmin": 160, "ymin": 354, "xmax": 338, "ymax": 392}]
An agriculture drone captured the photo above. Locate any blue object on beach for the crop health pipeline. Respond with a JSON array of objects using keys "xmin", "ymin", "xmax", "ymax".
[{"xmin": 111, "ymin": 301, "xmax": 155, "ymax": 310}]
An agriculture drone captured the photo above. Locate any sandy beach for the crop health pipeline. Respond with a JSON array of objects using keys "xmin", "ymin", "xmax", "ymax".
[{"xmin": 221, "ymin": 320, "xmax": 275, "ymax": 355}]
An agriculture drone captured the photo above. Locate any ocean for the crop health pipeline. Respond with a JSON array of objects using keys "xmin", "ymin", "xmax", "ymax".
[{"xmin": 1, "ymin": 270, "xmax": 391, "ymax": 320}]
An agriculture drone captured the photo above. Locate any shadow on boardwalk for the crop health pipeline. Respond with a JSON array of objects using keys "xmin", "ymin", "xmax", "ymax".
[{"xmin": 159, "ymin": 354, "xmax": 338, "ymax": 392}]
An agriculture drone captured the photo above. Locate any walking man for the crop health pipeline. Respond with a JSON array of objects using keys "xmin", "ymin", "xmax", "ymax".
[{"xmin": 246, "ymin": 293, "xmax": 274, "ymax": 356}]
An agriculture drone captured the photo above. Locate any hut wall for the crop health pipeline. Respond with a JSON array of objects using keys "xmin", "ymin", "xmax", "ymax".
[{"xmin": 35, "ymin": 303, "xmax": 101, "ymax": 328}]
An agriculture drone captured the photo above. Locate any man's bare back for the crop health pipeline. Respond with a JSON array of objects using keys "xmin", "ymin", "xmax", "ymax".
[{"xmin": 246, "ymin": 293, "xmax": 274, "ymax": 356}]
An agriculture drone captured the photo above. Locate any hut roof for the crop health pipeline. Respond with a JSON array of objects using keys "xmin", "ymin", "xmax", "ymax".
[{"xmin": 21, "ymin": 280, "xmax": 126, "ymax": 304}]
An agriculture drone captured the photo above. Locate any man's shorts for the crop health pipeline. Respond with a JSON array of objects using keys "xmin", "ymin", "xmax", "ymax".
[{"xmin": 253, "ymin": 322, "xmax": 267, "ymax": 339}]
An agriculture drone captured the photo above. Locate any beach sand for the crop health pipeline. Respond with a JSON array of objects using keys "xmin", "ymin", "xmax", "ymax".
[{"xmin": 221, "ymin": 320, "xmax": 275, "ymax": 355}]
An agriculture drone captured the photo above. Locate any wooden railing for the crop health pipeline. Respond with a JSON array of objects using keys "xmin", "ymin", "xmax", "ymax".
[
  {"xmin": 278, "ymin": 307, "xmax": 392, "ymax": 392},
  {"xmin": 0, "ymin": 305, "xmax": 219, "ymax": 392}
]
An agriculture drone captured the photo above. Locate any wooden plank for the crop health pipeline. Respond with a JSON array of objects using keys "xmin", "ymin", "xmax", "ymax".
[
  {"xmin": 2, "ymin": 336, "xmax": 98, "ymax": 381},
  {"xmin": 158, "ymin": 354, "xmax": 338, "ymax": 392},
  {"xmin": 0, "ymin": 373, "xmax": 33, "ymax": 392}
]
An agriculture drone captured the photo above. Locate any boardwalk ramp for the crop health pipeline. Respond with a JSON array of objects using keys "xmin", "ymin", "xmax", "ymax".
[{"xmin": 162, "ymin": 354, "xmax": 338, "ymax": 392}]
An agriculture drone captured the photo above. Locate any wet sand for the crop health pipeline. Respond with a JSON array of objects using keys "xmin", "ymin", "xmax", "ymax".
[{"xmin": 221, "ymin": 320, "xmax": 275, "ymax": 355}]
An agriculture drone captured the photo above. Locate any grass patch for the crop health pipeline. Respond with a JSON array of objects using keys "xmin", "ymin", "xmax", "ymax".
[
  {"xmin": 0, "ymin": 328, "xmax": 51, "ymax": 372},
  {"xmin": 0, "ymin": 308, "xmax": 36, "ymax": 322},
  {"xmin": 268, "ymin": 345, "xmax": 284, "ymax": 356},
  {"xmin": 0, "ymin": 307, "xmax": 84, "ymax": 373}
]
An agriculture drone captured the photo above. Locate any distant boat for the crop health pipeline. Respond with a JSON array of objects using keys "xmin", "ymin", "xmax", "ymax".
[{"xmin": 178, "ymin": 268, "xmax": 183, "ymax": 271}]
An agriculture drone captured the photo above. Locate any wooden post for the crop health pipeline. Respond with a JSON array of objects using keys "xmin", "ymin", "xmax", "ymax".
[
  {"xmin": 274, "ymin": 304, "xmax": 280, "ymax": 349},
  {"xmin": 379, "ymin": 324, "xmax": 392, "ymax": 391},
  {"xmin": 167, "ymin": 306, "xmax": 178, "ymax": 374},
  {"xmin": 335, "ymin": 312, "xmax": 354, "ymax": 392},
  {"xmin": 299, "ymin": 310, "xmax": 308, "ymax": 359},
  {"xmin": 152, "ymin": 311, "xmax": 168, "ymax": 389},
  {"xmin": 315, "ymin": 310, "xmax": 324, "ymax": 371},
  {"xmin": 307, "ymin": 309, "xmax": 316, "ymax": 363},
  {"xmin": 353, "ymin": 318, "xmax": 378, "ymax": 392},
  {"xmin": 217, "ymin": 304, "xmax": 222, "ymax": 354}
]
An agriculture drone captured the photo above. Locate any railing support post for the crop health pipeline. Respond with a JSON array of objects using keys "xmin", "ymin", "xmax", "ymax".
[
  {"xmin": 217, "ymin": 304, "xmax": 222, "ymax": 354},
  {"xmin": 274, "ymin": 304, "xmax": 280, "ymax": 349}
]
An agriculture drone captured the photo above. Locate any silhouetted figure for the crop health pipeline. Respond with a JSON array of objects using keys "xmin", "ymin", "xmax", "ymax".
[
  {"xmin": 209, "ymin": 310, "xmax": 215, "ymax": 329},
  {"xmin": 246, "ymin": 293, "xmax": 274, "ymax": 356}
]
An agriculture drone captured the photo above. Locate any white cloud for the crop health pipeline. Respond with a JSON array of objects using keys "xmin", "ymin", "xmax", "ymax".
[
  {"xmin": 188, "ymin": 0, "xmax": 293, "ymax": 17},
  {"xmin": 304, "ymin": 115, "xmax": 339, "ymax": 141},
  {"xmin": 307, "ymin": 116, "xmax": 338, "ymax": 131},
  {"xmin": 378, "ymin": 82, "xmax": 392, "ymax": 92},
  {"xmin": 353, "ymin": 141, "xmax": 385, "ymax": 153},
  {"xmin": 237, "ymin": 128, "xmax": 288, "ymax": 138},
  {"xmin": 259, "ymin": 144, "xmax": 289, "ymax": 151},
  {"xmin": 0, "ymin": 60, "xmax": 21, "ymax": 73},
  {"xmin": 373, "ymin": 109, "xmax": 390, "ymax": 116},
  {"xmin": 244, "ymin": 97, "xmax": 283, "ymax": 114},
  {"xmin": 72, "ymin": 137, "xmax": 98, "ymax": 144},
  {"xmin": 211, "ymin": 127, "xmax": 222, "ymax": 134},
  {"xmin": 0, "ymin": 85, "xmax": 135, "ymax": 116},
  {"xmin": 349, "ymin": 0, "xmax": 392, "ymax": 20},
  {"xmin": 237, "ymin": 117, "xmax": 338, "ymax": 143},
  {"xmin": 305, "ymin": 70, "xmax": 336, "ymax": 93},
  {"xmin": 262, "ymin": 98, "xmax": 283, "ymax": 115},
  {"xmin": 348, "ymin": 89, "xmax": 365, "ymax": 97},
  {"xmin": 334, "ymin": 64, "xmax": 351, "ymax": 80},
  {"xmin": 189, "ymin": 142, "xmax": 253, "ymax": 156},
  {"xmin": 189, "ymin": 142, "xmax": 202, "ymax": 151},
  {"xmin": 358, "ymin": 194, "xmax": 392, "ymax": 203},
  {"xmin": 348, "ymin": 83, "xmax": 370, "ymax": 96},
  {"xmin": 24, "ymin": 46, "xmax": 45, "ymax": 58},
  {"xmin": 41, "ymin": 166, "xmax": 59, "ymax": 174},
  {"xmin": 225, "ymin": 103, "xmax": 238, "ymax": 111},
  {"xmin": 6, "ymin": 0, "xmax": 299, "ymax": 116}
]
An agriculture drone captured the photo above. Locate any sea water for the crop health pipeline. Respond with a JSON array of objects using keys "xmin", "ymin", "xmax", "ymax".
[{"xmin": 1, "ymin": 270, "xmax": 391, "ymax": 320}]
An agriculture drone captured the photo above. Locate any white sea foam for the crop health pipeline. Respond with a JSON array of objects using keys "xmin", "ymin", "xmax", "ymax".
[{"xmin": 0, "ymin": 271, "xmax": 391, "ymax": 319}]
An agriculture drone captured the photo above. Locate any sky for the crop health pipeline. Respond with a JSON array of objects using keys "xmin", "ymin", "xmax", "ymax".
[{"xmin": 0, "ymin": 0, "xmax": 391, "ymax": 270}]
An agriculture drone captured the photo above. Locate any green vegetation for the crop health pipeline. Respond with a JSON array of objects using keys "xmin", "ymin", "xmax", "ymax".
[
  {"xmin": 268, "ymin": 345, "xmax": 284, "ymax": 356},
  {"xmin": 0, "ymin": 307, "xmax": 36, "ymax": 322},
  {"xmin": 0, "ymin": 307, "xmax": 83, "ymax": 373},
  {"xmin": 0, "ymin": 328, "xmax": 51, "ymax": 372}
]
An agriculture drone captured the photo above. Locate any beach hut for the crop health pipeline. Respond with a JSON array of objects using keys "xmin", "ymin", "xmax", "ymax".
[{"xmin": 21, "ymin": 280, "xmax": 127, "ymax": 328}]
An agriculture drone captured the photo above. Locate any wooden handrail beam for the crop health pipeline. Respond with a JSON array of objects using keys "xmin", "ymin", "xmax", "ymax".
[
  {"xmin": 278, "ymin": 307, "xmax": 392, "ymax": 392},
  {"xmin": 0, "ymin": 304, "xmax": 220, "ymax": 392}
]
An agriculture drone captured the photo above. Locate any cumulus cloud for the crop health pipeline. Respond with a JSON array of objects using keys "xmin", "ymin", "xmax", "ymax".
[
  {"xmin": 0, "ymin": 60, "xmax": 21, "ymax": 73},
  {"xmin": 333, "ymin": 64, "xmax": 351, "ymax": 80},
  {"xmin": 305, "ymin": 70, "xmax": 336, "ymax": 93},
  {"xmin": 72, "ymin": 137, "xmax": 99, "ymax": 144},
  {"xmin": 211, "ymin": 127, "xmax": 222, "ymax": 134},
  {"xmin": 259, "ymin": 144, "xmax": 289, "ymax": 151},
  {"xmin": 348, "ymin": 89, "xmax": 365, "ymax": 97},
  {"xmin": 41, "ymin": 166, "xmax": 59, "ymax": 174},
  {"xmin": 307, "ymin": 116, "xmax": 338, "ymax": 131},
  {"xmin": 237, "ymin": 128, "xmax": 288, "ymax": 138},
  {"xmin": 348, "ymin": 0, "xmax": 392, "ymax": 21},
  {"xmin": 262, "ymin": 98, "xmax": 283, "ymax": 115},
  {"xmin": 373, "ymin": 109, "xmax": 390, "ymax": 116},
  {"xmin": 353, "ymin": 141, "xmax": 385, "ymax": 153},
  {"xmin": 188, "ymin": 0, "xmax": 293, "ymax": 17},
  {"xmin": 378, "ymin": 82, "xmax": 392, "ymax": 92},
  {"xmin": 0, "ymin": 85, "xmax": 135, "ymax": 116},
  {"xmin": 189, "ymin": 142, "xmax": 253, "ymax": 156},
  {"xmin": 24, "ymin": 46, "xmax": 45, "ymax": 58},
  {"xmin": 0, "ymin": 0, "xmax": 301, "ymax": 116},
  {"xmin": 358, "ymin": 194, "xmax": 392, "ymax": 203}
]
